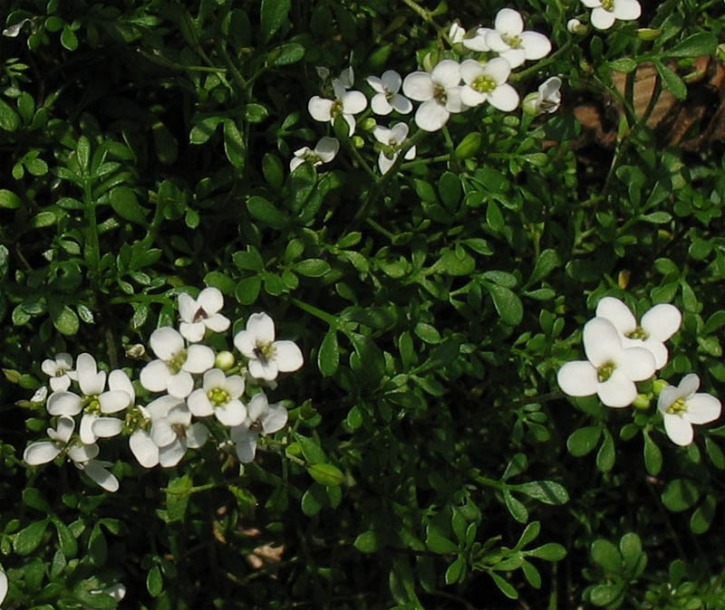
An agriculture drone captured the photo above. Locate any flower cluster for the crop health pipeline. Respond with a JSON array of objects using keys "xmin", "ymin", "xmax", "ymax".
[
  {"xmin": 558, "ymin": 296, "xmax": 721, "ymax": 445},
  {"xmin": 293, "ymin": 8, "xmax": 560, "ymax": 175},
  {"xmin": 24, "ymin": 288, "xmax": 303, "ymax": 490}
]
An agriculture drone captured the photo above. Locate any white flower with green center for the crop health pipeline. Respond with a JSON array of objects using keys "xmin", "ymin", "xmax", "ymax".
[
  {"xmin": 595, "ymin": 297, "xmax": 681, "ymax": 370},
  {"xmin": 460, "ymin": 58, "xmax": 519, "ymax": 111},
  {"xmin": 367, "ymin": 70, "xmax": 413, "ymax": 116},
  {"xmin": 148, "ymin": 397, "xmax": 208, "ymax": 467},
  {"xmin": 230, "ymin": 393, "xmax": 288, "ymax": 463},
  {"xmin": 23, "ymin": 415, "xmax": 119, "ymax": 492},
  {"xmin": 580, "ymin": 0, "xmax": 641, "ymax": 30},
  {"xmin": 140, "ymin": 327, "xmax": 215, "ymax": 398},
  {"xmin": 290, "ymin": 137, "xmax": 339, "ymax": 172},
  {"xmin": 373, "ymin": 123, "xmax": 417, "ymax": 174},
  {"xmin": 658, "ymin": 374, "xmax": 722, "ymax": 446},
  {"xmin": 178, "ymin": 287, "xmax": 230, "ymax": 343},
  {"xmin": 308, "ymin": 72, "xmax": 367, "ymax": 136},
  {"xmin": 45, "ymin": 354, "xmax": 130, "ymax": 444},
  {"xmin": 485, "ymin": 9, "xmax": 551, "ymax": 69},
  {"xmin": 402, "ymin": 60, "xmax": 466, "ymax": 132},
  {"xmin": 188, "ymin": 368, "xmax": 247, "ymax": 426},
  {"xmin": 234, "ymin": 312, "xmax": 303, "ymax": 381},
  {"xmin": 557, "ymin": 317, "xmax": 656, "ymax": 407},
  {"xmin": 41, "ymin": 352, "xmax": 76, "ymax": 391}
]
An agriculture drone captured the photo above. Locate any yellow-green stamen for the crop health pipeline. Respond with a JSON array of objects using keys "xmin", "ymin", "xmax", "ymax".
[
  {"xmin": 84, "ymin": 395, "xmax": 102, "ymax": 415},
  {"xmin": 598, "ymin": 362, "xmax": 616, "ymax": 382},
  {"xmin": 502, "ymin": 33, "xmax": 522, "ymax": 49},
  {"xmin": 253, "ymin": 342, "xmax": 276, "ymax": 365},
  {"xmin": 168, "ymin": 350, "xmax": 187, "ymax": 373},
  {"xmin": 433, "ymin": 83, "xmax": 448, "ymax": 105},
  {"xmin": 473, "ymin": 75, "xmax": 497, "ymax": 94},
  {"xmin": 602, "ymin": 0, "xmax": 614, "ymax": 11},
  {"xmin": 627, "ymin": 326, "xmax": 649, "ymax": 340},
  {"xmin": 208, "ymin": 387, "xmax": 231, "ymax": 407},
  {"xmin": 666, "ymin": 398, "xmax": 689, "ymax": 415}
]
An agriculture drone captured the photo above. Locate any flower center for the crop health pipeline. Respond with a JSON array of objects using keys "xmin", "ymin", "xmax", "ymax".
[
  {"xmin": 473, "ymin": 75, "xmax": 497, "ymax": 94},
  {"xmin": 124, "ymin": 407, "xmax": 150, "ymax": 432},
  {"xmin": 501, "ymin": 33, "xmax": 522, "ymax": 49},
  {"xmin": 208, "ymin": 386, "xmax": 231, "ymax": 407},
  {"xmin": 666, "ymin": 398, "xmax": 689, "ymax": 415},
  {"xmin": 601, "ymin": 0, "xmax": 614, "ymax": 11},
  {"xmin": 250, "ymin": 420, "xmax": 263, "ymax": 433},
  {"xmin": 627, "ymin": 326, "xmax": 649, "ymax": 340},
  {"xmin": 172, "ymin": 423, "xmax": 188, "ymax": 440},
  {"xmin": 433, "ymin": 83, "xmax": 448, "ymax": 105},
  {"xmin": 84, "ymin": 395, "xmax": 102, "ymax": 415},
  {"xmin": 253, "ymin": 342, "xmax": 275, "ymax": 365},
  {"xmin": 597, "ymin": 361, "xmax": 616, "ymax": 382},
  {"xmin": 192, "ymin": 306, "xmax": 208, "ymax": 323},
  {"xmin": 331, "ymin": 98, "xmax": 343, "ymax": 117},
  {"xmin": 168, "ymin": 349, "xmax": 187, "ymax": 374}
]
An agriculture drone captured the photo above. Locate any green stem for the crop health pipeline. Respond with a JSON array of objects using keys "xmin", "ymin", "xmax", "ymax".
[
  {"xmin": 289, "ymin": 296, "xmax": 339, "ymax": 328},
  {"xmin": 82, "ymin": 180, "xmax": 102, "ymax": 301}
]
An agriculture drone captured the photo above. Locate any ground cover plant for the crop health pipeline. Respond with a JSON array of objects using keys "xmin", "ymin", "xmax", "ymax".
[{"xmin": 1, "ymin": 0, "xmax": 725, "ymax": 608}]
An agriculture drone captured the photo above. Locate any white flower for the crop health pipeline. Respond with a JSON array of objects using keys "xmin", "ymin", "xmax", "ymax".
[
  {"xmin": 148, "ymin": 397, "xmax": 208, "ymax": 467},
  {"xmin": 230, "ymin": 393, "xmax": 288, "ymax": 463},
  {"xmin": 233, "ymin": 312, "xmax": 303, "ymax": 381},
  {"xmin": 30, "ymin": 386, "xmax": 48, "ymax": 404},
  {"xmin": 523, "ymin": 76, "xmax": 562, "ymax": 115},
  {"xmin": 373, "ymin": 122, "xmax": 417, "ymax": 174},
  {"xmin": 188, "ymin": 368, "xmax": 247, "ymax": 426},
  {"xmin": 367, "ymin": 70, "xmax": 413, "ymax": 116},
  {"xmin": 3, "ymin": 18, "xmax": 32, "ymax": 38},
  {"xmin": 595, "ymin": 297, "xmax": 681, "ymax": 370},
  {"xmin": 128, "ymin": 405, "xmax": 158, "ymax": 468},
  {"xmin": 581, "ymin": 0, "xmax": 641, "ymax": 30},
  {"xmin": 402, "ymin": 60, "xmax": 466, "ymax": 132},
  {"xmin": 567, "ymin": 18, "xmax": 587, "ymax": 34},
  {"xmin": 557, "ymin": 317, "xmax": 656, "ymax": 407},
  {"xmin": 308, "ymin": 74, "xmax": 367, "ymax": 135},
  {"xmin": 658, "ymin": 374, "xmax": 722, "ymax": 446},
  {"xmin": 178, "ymin": 287, "xmax": 230, "ymax": 343},
  {"xmin": 334, "ymin": 66, "xmax": 355, "ymax": 89},
  {"xmin": 462, "ymin": 27, "xmax": 492, "ymax": 52},
  {"xmin": 448, "ymin": 22, "xmax": 466, "ymax": 44},
  {"xmin": 460, "ymin": 58, "xmax": 520, "ymax": 111},
  {"xmin": 140, "ymin": 327, "xmax": 215, "ymax": 398},
  {"xmin": 485, "ymin": 9, "xmax": 552, "ymax": 68},
  {"xmin": 23, "ymin": 415, "xmax": 119, "ymax": 492},
  {"xmin": 290, "ymin": 137, "xmax": 339, "ymax": 172},
  {"xmin": 41, "ymin": 352, "xmax": 76, "ymax": 391}
]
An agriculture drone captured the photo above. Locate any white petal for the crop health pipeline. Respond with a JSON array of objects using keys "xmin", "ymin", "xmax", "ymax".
[
  {"xmin": 557, "ymin": 361, "xmax": 599, "ymax": 397},
  {"xmin": 225, "ymin": 375, "xmax": 246, "ymax": 399},
  {"xmin": 47, "ymin": 391, "xmax": 82, "ymax": 416},
  {"xmin": 308, "ymin": 96, "xmax": 334, "ymax": 122},
  {"xmin": 520, "ymin": 32, "xmax": 552, "ymax": 60},
  {"xmin": 366, "ymin": 75, "xmax": 384, "ymax": 93},
  {"xmin": 315, "ymin": 137, "xmax": 340, "ymax": 162},
  {"xmin": 150, "ymin": 327, "xmax": 184, "ymax": 360},
  {"xmin": 140, "ymin": 360, "xmax": 171, "ymax": 392},
  {"xmin": 234, "ymin": 433, "xmax": 258, "ymax": 463},
  {"xmin": 205, "ymin": 314, "xmax": 230, "ymax": 333},
  {"xmin": 686, "ymin": 394, "xmax": 721, "ymax": 425},
  {"xmin": 151, "ymin": 420, "xmax": 177, "ymax": 448},
  {"xmin": 613, "ymin": 346, "xmax": 656, "ymax": 381},
  {"xmin": 581, "ymin": 0, "xmax": 603, "ymax": 7},
  {"xmin": 177, "ymin": 292, "xmax": 197, "ymax": 323},
  {"xmin": 197, "ymin": 287, "xmax": 223, "ymax": 314},
  {"xmin": 80, "ymin": 460, "xmax": 119, "ymax": 492},
  {"xmin": 373, "ymin": 126, "xmax": 392, "ymax": 145},
  {"xmin": 0, "ymin": 570, "xmax": 7, "ymax": 605},
  {"xmin": 495, "ymin": 8, "xmax": 524, "ymax": 35},
  {"xmin": 80, "ymin": 414, "xmax": 99, "ymax": 444},
  {"xmin": 583, "ymin": 318, "xmax": 624, "ymax": 366},
  {"xmin": 248, "ymin": 358, "xmax": 278, "ymax": 381},
  {"xmin": 247, "ymin": 393, "xmax": 268, "ymax": 421},
  {"xmin": 341, "ymin": 90, "xmax": 367, "ymax": 115},
  {"xmin": 485, "ymin": 58, "xmax": 512, "ymax": 84},
  {"xmin": 415, "ymin": 100, "xmax": 449, "ymax": 132},
  {"xmin": 641, "ymin": 339, "xmax": 669, "ymax": 370},
  {"xmin": 183, "ymin": 344, "xmax": 215, "ymax": 373},
  {"xmin": 381, "ymin": 70, "xmax": 402, "ymax": 93},
  {"xmin": 596, "ymin": 297, "xmax": 637, "ymax": 335},
  {"xmin": 246, "ymin": 312, "xmax": 276, "ymax": 343},
  {"xmin": 108, "ymin": 369, "xmax": 134, "ymax": 400},
  {"xmin": 159, "ymin": 441, "xmax": 186, "ymax": 467},
  {"xmin": 130, "ymin": 431, "xmax": 159, "ymax": 468},
  {"xmin": 597, "ymin": 370, "xmax": 637, "ymax": 407},
  {"xmin": 99, "ymin": 390, "xmax": 131, "ymax": 414},
  {"xmin": 54, "ymin": 415, "xmax": 76, "ymax": 443},
  {"xmin": 146, "ymin": 395, "xmax": 183, "ymax": 420},
  {"xmin": 67, "ymin": 442, "xmax": 99, "ymax": 463},
  {"xmin": 371, "ymin": 94, "xmax": 394, "ymax": 115},
  {"xmin": 590, "ymin": 7, "xmax": 616, "ymax": 29},
  {"xmin": 488, "ymin": 85, "xmax": 520, "ymax": 112},
  {"xmin": 462, "ymin": 29, "xmax": 491, "ymax": 52},
  {"xmin": 180, "ymin": 321, "xmax": 206, "ymax": 342},
  {"xmin": 486, "ymin": 31, "xmax": 511, "ymax": 54},
  {"xmin": 24, "ymin": 442, "xmax": 62, "ymax": 465},
  {"xmin": 187, "ymin": 389, "xmax": 214, "ymax": 417},
  {"xmin": 614, "ymin": 0, "xmax": 641, "ymax": 20},
  {"xmin": 499, "ymin": 49, "xmax": 526, "ymax": 69},
  {"xmin": 461, "ymin": 87, "xmax": 487, "ymax": 107},
  {"xmin": 260, "ymin": 403, "xmax": 288, "ymax": 434},
  {"xmin": 274, "ymin": 340, "xmax": 304, "ymax": 372},
  {"xmin": 402, "ymin": 72, "xmax": 434, "ymax": 102},
  {"xmin": 215, "ymin": 400, "xmax": 247, "ymax": 426},
  {"xmin": 431, "ymin": 60, "xmax": 461, "ymax": 88},
  {"xmin": 641, "ymin": 304, "xmax": 682, "ymax": 341},
  {"xmin": 49, "ymin": 376, "xmax": 71, "ymax": 392},
  {"xmin": 378, "ymin": 151, "xmax": 397, "ymax": 175},
  {"xmin": 167, "ymin": 371, "xmax": 194, "ymax": 398},
  {"xmin": 390, "ymin": 94, "xmax": 413, "ymax": 114},
  {"xmin": 185, "ymin": 423, "xmax": 209, "ymax": 449},
  {"xmin": 77, "ymin": 353, "xmax": 106, "ymax": 396},
  {"xmin": 664, "ymin": 414, "xmax": 693, "ymax": 446},
  {"xmin": 93, "ymin": 417, "xmax": 124, "ymax": 438},
  {"xmin": 390, "ymin": 122, "xmax": 409, "ymax": 143}
]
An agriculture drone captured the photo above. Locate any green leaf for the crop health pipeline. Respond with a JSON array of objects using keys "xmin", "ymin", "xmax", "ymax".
[
  {"xmin": 486, "ymin": 283, "xmax": 523, "ymax": 326},
  {"xmin": 589, "ymin": 583, "xmax": 624, "ymax": 607},
  {"xmin": 13, "ymin": 519, "xmax": 50, "ymax": 555},
  {"xmin": 166, "ymin": 474, "xmax": 193, "ymax": 523},
  {"xmin": 643, "ymin": 432, "xmax": 662, "ymax": 476},
  {"xmin": 528, "ymin": 249, "xmax": 560, "ymax": 285},
  {"xmin": 301, "ymin": 484, "xmax": 325, "ymax": 516},
  {"xmin": 260, "ymin": 0, "xmax": 291, "ymax": 42},
  {"xmin": 0, "ymin": 98, "xmax": 21, "ymax": 132},
  {"xmin": 307, "ymin": 463, "xmax": 344, "ymax": 486},
  {"xmin": 223, "ymin": 119, "xmax": 246, "ymax": 169},
  {"xmin": 590, "ymin": 538, "xmax": 621, "ymax": 572},
  {"xmin": 295, "ymin": 258, "xmax": 331, "ymax": 277},
  {"xmin": 76, "ymin": 135, "xmax": 91, "ymax": 174},
  {"xmin": 438, "ymin": 171, "xmax": 461, "ymax": 209},
  {"xmin": 354, "ymin": 530, "xmax": 380, "ymax": 553},
  {"xmin": 445, "ymin": 555, "xmax": 466, "ymax": 585},
  {"xmin": 52, "ymin": 517, "xmax": 78, "ymax": 558},
  {"xmin": 596, "ymin": 429, "xmax": 616, "ymax": 472},
  {"xmin": 235, "ymin": 276, "xmax": 261, "ymax": 305},
  {"xmin": 609, "ymin": 57, "xmax": 638, "ymax": 72},
  {"xmin": 662, "ymin": 478, "xmax": 701, "ymax": 512},
  {"xmin": 293, "ymin": 433, "xmax": 327, "ymax": 464},
  {"xmin": 0, "ymin": 189, "xmax": 21, "ymax": 209},
  {"xmin": 434, "ymin": 247, "xmax": 475, "ymax": 276},
  {"xmin": 318, "ymin": 331, "xmax": 339, "ymax": 377},
  {"xmin": 641, "ymin": 211, "xmax": 672, "ymax": 224},
  {"xmin": 490, "ymin": 572, "xmax": 518, "ymax": 599},
  {"xmin": 110, "ymin": 186, "xmax": 147, "ymax": 225},
  {"xmin": 655, "ymin": 61, "xmax": 687, "ymax": 100},
  {"xmin": 268, "ymin": 42, "xmax": 305, "ymax": 66},
  {"xmin": 503, "ymin": 490, "xmax": 528, "ymax": 523},
  {"xmin": 60, "ymin": 25, "xmax": 78, "ymax": 51},
  {"xmin": 567, "ymin": 426, "xmax": 602, "ymax": 457},
  {"xmin": 246, "ymin": 195, "xmax": 288, "ymax": 229},
  {"xmin": 189, "ymin": 116, "xmax": 223, "ymax": 144},
  {"xmin": 690, "ymin": 494, "xmax": 716, "ymax": 534},
  {"xmin": 517, "ymin": 521, "xmax": 541, "ymax": 549},
  {"xmin": 513, "ymin": 480, "xmax": 569, "ymax": 505},
  {"xmin": 426, "ymin": 527, "xmax": 458, "ymax": 554},
  {"xmin": 22, "ymin": 487, "xmax": 50, "ymax": 512},
  {"xmin": 49, "ymin": 303, "xmax": 80, "ymax": 336},
  {"xmin": 667, "ymin": 32, "xmax": 717, "ymax": 57},
  {"xmin": 147, "ymin": 564, "xmax": 163, "ymax": 597},
  {"xmin": 527, "ymin": 542, "xmax": 567, "ymax": 562}
]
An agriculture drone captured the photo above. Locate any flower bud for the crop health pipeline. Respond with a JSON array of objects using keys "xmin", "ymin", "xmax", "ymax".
[
  {"xmin": 215, "ymin": 350, "xmax": 235, "ymax": 371},
  {"xmin": 652, "ymin": 378, "xmax": 669, "ymax": 397},
  {"xmin": 361, "ymin": 117, "xmax": 377, "ymax": 132},
  {"xmin": 351, "ymin": 135, "xmax": 365, "ymax": 149},
  {"xmin": 637, "ymin": 28, "xmax": 662, "ymax": 41},
  {"xmin": 454, "ymin": 132, "xmax": 482, "ymax": 160},
  {"xmin": 632, "ymin": 394, "xmax": 651, "ymax": 410},
  {"xmin": 567, "ymin": 19, "xmax": 588, "ymax": 36}
]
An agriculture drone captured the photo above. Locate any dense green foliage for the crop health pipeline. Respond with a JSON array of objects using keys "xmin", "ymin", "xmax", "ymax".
[{"xmin": 1, "ymin": 0, "xmax": 725, "ymax": 608}]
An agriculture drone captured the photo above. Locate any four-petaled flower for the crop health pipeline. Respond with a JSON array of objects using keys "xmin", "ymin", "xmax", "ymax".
[
  {"xmin": 148, "ymin": 396, "xmax": 209, "ymax": 467},
  {"xmin": 230, "ymin": 393, "xmax": 288, "ymax": 463},
  {"xmin": 178, "ymin": 287, "xmax": 230, "ymax": 343},
  {"xmin": 188, "ymin": 368, "xmax": 247, "ymax": 426},
  {"xmin": 308, "ymin": 75, "xmax": 367, "ymax": 136},
  {"xmin": 41, "ymin": 352, "xmax": 76, "ymax": 391},
  {"xmin": 557, "ymin": 317, "xmax": 656, "ymax": 407},
  {"xmin": 596, "ymin": 297, "xmax": 681, "ymax": 370},
  {"xmin": 140, "ymin": 327, "xmax": 215, "ymax": 398},
  {"xmin": 658, "ymin": 374, "xmax": 722, "ymax": 446},
  {"xmin": 460, "ymin": 58, "xmax": 520, "ymax": 111},
  {"xmin": 580, "ymin": 0, "xmax": 641, "ymax": 30},
  {"xmin": 367, "ymin": 70, "xmax": 413, "ymax": 116},
  {"xmin": 234, "ymin": 312, "xmax": 304, "ymax": 381},
  {"xmin": 403, "ymin": 60, "xmax": 466, "ymax": 132},
  {"xmin": 523, "ymin": 76, "xmax": 562, "ymax": 115},
  {"xmin": 373, "ymin": 122, "xmax": 417, "ymax": 174},
  {"xmin": 485, "ymin": 8, "xmax": 552, "ymax": 69},
  {"xmin": 290, "ymin": 137, "xmax": 339, "ymax": 172}
]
